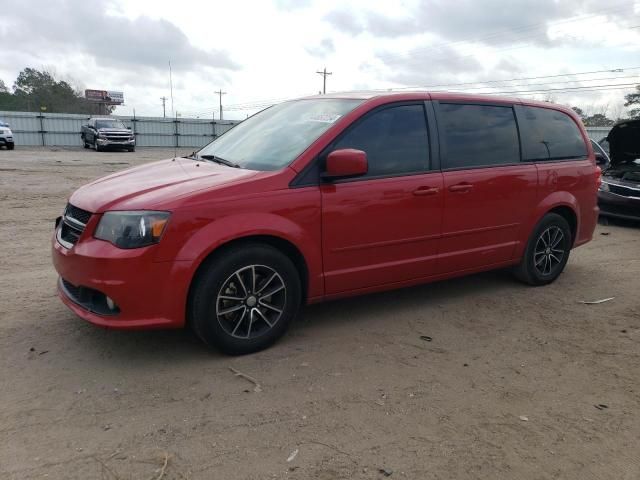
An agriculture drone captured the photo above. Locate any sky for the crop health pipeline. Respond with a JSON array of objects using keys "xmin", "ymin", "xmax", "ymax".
[{"xmin": 1, "ymin": 0, "xmax": 639, "ymax": 120}]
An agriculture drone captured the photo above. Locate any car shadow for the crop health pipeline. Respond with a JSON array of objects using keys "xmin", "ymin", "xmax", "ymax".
[
  {"xmin": 295, "ymin": 268, "xmax": 519, "ymax": 332},
  {"xmin": 68, "ymin": 268, "xmax": 519, "ymax": 363}
]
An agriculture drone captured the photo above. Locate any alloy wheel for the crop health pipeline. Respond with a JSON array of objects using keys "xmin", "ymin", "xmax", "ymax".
[
  {"xmin": 534, "ymin": 226, "xmax": 566, "ymax": 276},
  {"xmin": 216, "ymin": 265, "xmax": 286, "ymax": 339}
]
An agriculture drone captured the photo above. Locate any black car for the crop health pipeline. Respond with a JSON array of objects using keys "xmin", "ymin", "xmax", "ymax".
[{"xmin": 598, "ymin": 119, "xmax": 640, "ymax": 221}]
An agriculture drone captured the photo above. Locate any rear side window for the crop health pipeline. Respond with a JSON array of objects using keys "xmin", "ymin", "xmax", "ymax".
[
  {"xmin": 519, "ymin": 106, "xmax": 587, "ymax": 161},
  {"xmin": 332, "ymin": 104, "xmax": 429, "ymax": 177},
  {"xmin": 439, "ymin": 103, "xmax": 520, "ymax": 169}
]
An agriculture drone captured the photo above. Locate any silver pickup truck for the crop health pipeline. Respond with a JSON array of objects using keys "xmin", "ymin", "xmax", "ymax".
[{"xmin": 81, "ymin": 118, "xmax": 135, "ymax": 152}]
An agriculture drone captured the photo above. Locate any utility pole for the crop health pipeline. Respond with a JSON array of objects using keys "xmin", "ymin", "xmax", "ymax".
[
  {"xmin": 316, "ymin": 67, "xmax": 332, "ymax": 94},
  {"xmin": 160, "ymin": 96, "xmax": 168, "ymax": 118},
  {"xmin": 215, "ymin": 89, "xmax": 227, "ymax": 120}
]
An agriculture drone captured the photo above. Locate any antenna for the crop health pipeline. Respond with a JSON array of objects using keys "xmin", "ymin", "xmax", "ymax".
[{"xmin": 169, "ymin": 61, "xmax": 177, "ymax": 159}]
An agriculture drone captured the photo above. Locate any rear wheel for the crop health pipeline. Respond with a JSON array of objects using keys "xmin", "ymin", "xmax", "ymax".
[
  {"xmin": 189, "ymin": 244, "xmax": 302, "ymax": 355},
  {"xmin": 514, "ymin": 213, "xmax": 572, "ymax": 286}
]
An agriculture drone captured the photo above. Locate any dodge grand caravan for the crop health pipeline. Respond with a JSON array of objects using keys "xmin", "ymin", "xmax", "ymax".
[{"xmin": 52, "ymin": 92, "xmax": 600, "ymax": 354}]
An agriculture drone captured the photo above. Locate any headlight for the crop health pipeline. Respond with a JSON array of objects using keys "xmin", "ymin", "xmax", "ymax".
[
  {"xmin": 599, "ymin": 181, "xmax": 610, "ymax": 192},
  {"xmin": 94, "ymin": 211, "xmax": 170, "ymax": 249}
]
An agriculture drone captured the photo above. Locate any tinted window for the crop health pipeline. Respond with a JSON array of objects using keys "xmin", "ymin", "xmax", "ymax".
[
  {"xmin": 439, "ymin": 104, "xmax": 520, "ymax": 169},
  {"xmin": 332, "ymin": 104, "xmax": 429, "ymax": 177},
  {"xmin": 96, "ymin": 120, "xmax": 127, "ymax": 129},
  {"xmin": 519, "ymin": 106, "xmax": 587, "ymax": 161}
]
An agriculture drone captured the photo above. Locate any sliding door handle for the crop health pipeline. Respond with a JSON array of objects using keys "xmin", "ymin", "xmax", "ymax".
[{"xmin": 448, "ymin": 183, "xmax": 473, "ymax": 193}]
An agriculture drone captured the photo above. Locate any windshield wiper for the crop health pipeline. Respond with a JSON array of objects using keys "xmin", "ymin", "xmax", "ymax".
[
  {"xmin": 182, "ymin": 151, "xmax": 199, "ymax": 160},
  {"xmin": 199, "ymin": 154, "xmax": 242, "ymax": 168}
]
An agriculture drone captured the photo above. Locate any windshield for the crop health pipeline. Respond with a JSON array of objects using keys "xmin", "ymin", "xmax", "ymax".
[
  {"xmin": 96, "ymin": 120, "xmax": 127, "ymax": 129},
  {"xmin": 197, "ymin": 98, "xmax": 363, "ymax": 171}
]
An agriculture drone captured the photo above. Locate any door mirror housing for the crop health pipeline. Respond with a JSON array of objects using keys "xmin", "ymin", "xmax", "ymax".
[
  {"xmin": 595, "ymin": 152, "xmax": 608, "ymax": 167},
  {"xmin": 323, "ymin": 149, "xmax": 368, "ymax": 180}
]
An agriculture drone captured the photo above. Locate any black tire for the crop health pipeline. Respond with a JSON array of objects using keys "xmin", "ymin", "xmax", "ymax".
[
  {"xmin": 7, "ymin": 143, "xmax": 14, "ymax": 150},
  {"xmin": 514, "ymin": 213, "xmax": 572, "ymax": 286},
  {"xmin": 95, "ymin": 140, "xmax": 103, "ymax": 152},
  {"xmin": 128, "ymin": 147, "xmax": 135, "ymax": 152},
  {"xmin": 189, "ymin": 243, "xmax": 302, "ymax": 355}
]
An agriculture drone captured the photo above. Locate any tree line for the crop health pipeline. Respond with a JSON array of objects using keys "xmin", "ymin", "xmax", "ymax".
[
  {"xmin": 0, "ymin": 68, "xmax": 115, "ymax": 115},
  {"xmin": 1, "ymin": 66, "xmax": 639, "ymax": 121}
]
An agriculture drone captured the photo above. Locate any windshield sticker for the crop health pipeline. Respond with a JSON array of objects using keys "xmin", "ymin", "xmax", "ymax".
[{"xmin": 302, "ymin": 113, "xmax": 342, "ymax": 123}]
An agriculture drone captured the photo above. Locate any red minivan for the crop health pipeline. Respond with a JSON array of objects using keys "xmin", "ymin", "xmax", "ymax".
[{"xmin": 52, "ymin": 92, "xmax": 599, "ymax": 354}]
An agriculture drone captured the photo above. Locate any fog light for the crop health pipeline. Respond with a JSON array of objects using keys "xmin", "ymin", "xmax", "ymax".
[{"xmin": 106, "ymin": 296, "xmax": 116, "ymax": 311}]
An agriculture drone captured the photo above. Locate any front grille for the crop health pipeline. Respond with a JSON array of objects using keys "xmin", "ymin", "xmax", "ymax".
[
  {"xmin": 58, "ymin": 203, "xmax": 92, "ymax": 247},
  {"xmin": 65, "ymin": 204, "xmax": 92, "ymax": 225},
  {"xmin": 104, "ymin": 134, "xmax": 132, "ymax": 141},
  {"xmin": 608, "ymin": 183, "xmax": 640, "ymax": 198}
]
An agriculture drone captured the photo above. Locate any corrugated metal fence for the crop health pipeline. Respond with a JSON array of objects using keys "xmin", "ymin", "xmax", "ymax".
[
  {"xmin": 585, "ymin": 127, "xmax": 611, "ymax": 141},
  {"xmin": 0, "ymin": 110, "xmax": 614, "ymax": 148},
  {"xmin": 0, "ymin": 111, "xmax": 239, "ymax": 147}
]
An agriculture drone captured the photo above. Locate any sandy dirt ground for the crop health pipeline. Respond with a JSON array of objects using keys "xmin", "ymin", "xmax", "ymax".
[{"xmin": 0, "ymin": 147, "xmax": 639, "ymax": 480}]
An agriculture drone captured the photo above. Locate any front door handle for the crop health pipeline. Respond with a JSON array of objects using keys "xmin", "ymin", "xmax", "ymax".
[
  {"xmin": 448, "ymin": 183, "xmax": 474, "ymax": 193},
  {"xmin": 413, "ymin": 186, "xmax": 440, "ymax": 196}
]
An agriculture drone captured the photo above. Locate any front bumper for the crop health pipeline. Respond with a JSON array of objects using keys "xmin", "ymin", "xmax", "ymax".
[
  {"xmin": 52, "ymin": 223, "xmax": 192, "ymax": 329},
  {"xmin": 598, "ymin": 190, "xmax": 640, "ymax": 221},
  {"xmin": 97, "ymin": 138, "xmax": 135, "ymax": 147},
  {"xmin": 0, "ymin": 137, "xmax": 14, "ymax": 145}
]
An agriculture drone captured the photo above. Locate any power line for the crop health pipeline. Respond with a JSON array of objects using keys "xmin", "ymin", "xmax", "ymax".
[{"xmin": 379, "ymin": 67, "xmax": 640, "ymax": 92}]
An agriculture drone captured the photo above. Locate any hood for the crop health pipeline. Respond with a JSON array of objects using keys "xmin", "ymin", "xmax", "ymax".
[
  {"xmin": 69, "ymin": 157, "xmax": 259, "ymax": 213},
  {"xmin": 607, "ymin": 119, "xmax": 640, "ymax": 166}
]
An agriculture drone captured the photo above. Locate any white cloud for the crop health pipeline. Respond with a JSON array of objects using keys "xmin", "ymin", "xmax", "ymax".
[{"xmin": 0, "ymin": 0, "xmax": 638, "ymax": 118}]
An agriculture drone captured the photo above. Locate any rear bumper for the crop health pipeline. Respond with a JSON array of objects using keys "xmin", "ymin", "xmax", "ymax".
[
  {"xmin": 598, "ymin": 191, "xmax": 640, "ymax": 221},
  {"xmin": 52, "ymin": 231, "xmax": 193, "ymax": 329}
]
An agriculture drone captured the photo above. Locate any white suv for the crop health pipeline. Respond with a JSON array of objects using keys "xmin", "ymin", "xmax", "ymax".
[{"xmin": 0, "ymin": 121, "xmax": 14, "ymax": 150}]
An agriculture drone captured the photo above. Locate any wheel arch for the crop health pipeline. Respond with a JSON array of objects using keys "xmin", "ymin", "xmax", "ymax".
[
  {"xmin": 186, "ymin": 234, "xmax": 310, "ymax": 323},
  {"xmin": 515, "ymin": 192, "xmax": 580, "ymax": 260},
  {"xmin": 547, "ymin": 205, "xmax": 578, "ymax": 245}
]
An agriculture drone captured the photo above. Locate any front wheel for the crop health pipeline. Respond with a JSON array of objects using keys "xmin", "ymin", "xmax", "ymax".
[
  {"xmin": 189, "ymin": 244, "xmax": 302, "ymax": 355},
  {"xmin": 7, "ymin": 143, "xmax": 14, "ymax": 150},
  {"xmin": 514, "ymin": 213, "xmax": 572, "ymax": 286}
]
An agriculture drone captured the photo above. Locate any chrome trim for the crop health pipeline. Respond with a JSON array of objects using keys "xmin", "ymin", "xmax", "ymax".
[
  {"xmin": 63, "ymin": 214, "xmax": 86, "ymax": 228},
  {"xmin": 601, "ymin": 180, "xmax": 640, "ymax": 192},
  {"xmin": 600, "ymin": 189, "xmax": 640, "ymax": 201},
  {"xmin": 56, "ymin": 225, "xmax": 74, "ymax": 250}
]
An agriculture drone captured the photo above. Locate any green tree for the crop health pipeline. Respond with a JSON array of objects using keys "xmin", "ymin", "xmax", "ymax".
[
  {"xmin": 571, "ymin": 106, "xmax": 586, "ymax": 121},
  {"xmin": 625, "ymin": 85, "xmax": 640, "ymax": 119},
  {"xmin": 0, "ymin": 79, "xmax": 8, "ymax": 93},
  {"xmin": 0, "ymin": 67, "xmax": 115, "ymax": 114},
  {"xmin": 583, "ymin": 113, "xmax": 614, "ymax": 127}
]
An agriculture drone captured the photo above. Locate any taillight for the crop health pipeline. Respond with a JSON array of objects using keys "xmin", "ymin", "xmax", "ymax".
[{"xmin": 595, "ymin": 166, "xmax": 602, "ymax": 189}]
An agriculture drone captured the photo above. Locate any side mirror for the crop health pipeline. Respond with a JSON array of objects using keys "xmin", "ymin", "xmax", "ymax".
[
  {"xmin": 595, "ymin": 152, "xmax": 608, "ymax": 166},
  {"xmin": 323, "ymin": 149, "xmax": 368, "ymax": 180}
]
